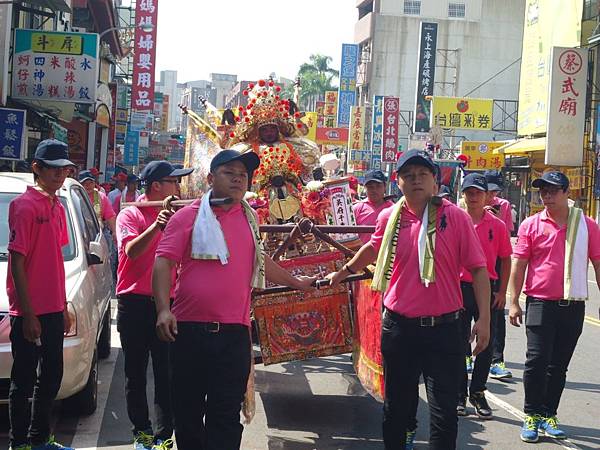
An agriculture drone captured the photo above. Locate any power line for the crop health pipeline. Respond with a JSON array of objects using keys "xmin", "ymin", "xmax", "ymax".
[{"xmin": 461, "ymin": 58, "xmax": 522, "ymax": 97}]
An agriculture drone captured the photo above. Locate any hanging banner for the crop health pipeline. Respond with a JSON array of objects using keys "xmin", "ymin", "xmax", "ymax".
[
  {"xmin": 545, "ymin": 47, "xmax": 587, "ymax": 167},
  {"xmin": 414, "ymin": 22, "xmax": 438, "ymax": 133},
  {"xmin": 301, "ymin": 111, "xmax": 318, "ymax": 142},
  {"xmin": 131, "ymin": 0, "xmax": 159, "ymax": 111},
  {"xmin": 348, "ymin": 105, "xmax": 366, "ymax": 150},
  {"xmin": 517, "ymin": 0, "xmax": 582, "ymax": 136},
  {"xmin": 124, "ymin": 129, "xmax": 140, "ymax": 166},
  {"xmin": 337, "ymin": 43, "xmax": 359, "ymax": 128},
  {"xmin": 324, "ymin": 91, "xmax": 338, "ymax": 128},
  {"xmin": 460, "ymin": 141, "xmax": 505, "ymax": 170},
  {"xmin": 0, "ymin": 108, "xmax": 26, "ymax": 160},
  {"xmin": 432, "ymin": 97, "xmax": 493, "ymax": 130},
  {"xmin": 382, "ymin": 96, "xmax": 400, "ymax": 163},
  {"xmin": 12, "ymin": 29, "xmax": 99, "ymax": 104},
  {"xmin": 316, "ymin": 100, "xmax": 325, "ymax": 127}
]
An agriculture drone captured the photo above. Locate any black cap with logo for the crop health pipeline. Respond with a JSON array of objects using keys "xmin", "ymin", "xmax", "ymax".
[
  {"xmin": 461, "ymin": 173, "xmax": 488, "ymax": 192},
  {"xmin": 395, "ymin": 149, "xmax": 437, "ymax": 173},
  {"xmin": 210, "ymin": 149, "xmax": 260, "ymax": 174},
  {"xmin": 363, "ymin": 169, "xmax": 387, "ymax": 184},
  {"xmin": 532, "ymin": 171, "xmax": 569, "ymax": 190},
  {"xmin": 140, "ymin": 160, "xmax": 194, "ymax": 186},
  {"xmin": 33, "ymin": 139, "xmax": 75, "ymax": 168}
]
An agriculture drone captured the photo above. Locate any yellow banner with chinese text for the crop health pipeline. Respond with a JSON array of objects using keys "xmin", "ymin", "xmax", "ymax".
[
  {"xmin": 324, "ymin": 91, "xmax": 338, "ymax": 128},
  {"xmin": 31, "ymin": 32, "xmax": 83, "ymax": 55},
  {"xmin": 432, "ymin": 97, "xmax": 493, "ymax": 131},
  {"xmin": 460, "ymin": 141, "xmax": 505, "ymax": 170},
  {"xmin": 301, "ymin": 112, "xmax": 318, "ymax": 142},
  {"xmin": 348, "ymin": 106, "xmax": 366, "ymax": 150}
]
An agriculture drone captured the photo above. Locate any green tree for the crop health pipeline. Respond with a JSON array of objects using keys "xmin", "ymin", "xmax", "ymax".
[{"xmin": 296, "ymin": 54, "xmax": 339, "ymax": 111}]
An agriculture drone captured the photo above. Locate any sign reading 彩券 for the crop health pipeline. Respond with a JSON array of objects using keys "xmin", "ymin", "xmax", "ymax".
[
  {"xmin": 432, "ymin": 97, "xmax": 493, "ymax": 130},
  {"xmin": 545, "ymin": 47, "xmax": 587, "ymax": 167},
  {"xmin": 337, "ymin": 44, "xmax": 358, "ymax": 128},
  {"xmin": 11, "ymin": 29, "xmax": 98, "ymax": 104},
  {"xmin": 0, "ymin": 108, "xmax": 26, "ymax": 161}
]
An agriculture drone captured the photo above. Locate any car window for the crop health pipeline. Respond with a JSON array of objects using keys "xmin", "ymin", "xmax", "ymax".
[
  {"xmin": 70, "ymin": 186, "xmax": 100, "ymax": 247},
  {"xmin": 0, "ymin": 192, "xmax": 76, "ymax": 261}
]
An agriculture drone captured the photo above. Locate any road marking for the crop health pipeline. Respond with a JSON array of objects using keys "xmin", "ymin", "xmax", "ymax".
[
  {"xmin": 486, "ymin": 392, "xmax": 582, "ymax": 450},
  {"xmin": 69, "ymin": 306, "xmax": 121, "ymax": 450}
]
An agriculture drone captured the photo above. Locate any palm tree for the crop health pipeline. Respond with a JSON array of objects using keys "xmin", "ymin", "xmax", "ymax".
[{"xmin": 296, "ymin": 54, "xmax": 339, "ymax": 111}]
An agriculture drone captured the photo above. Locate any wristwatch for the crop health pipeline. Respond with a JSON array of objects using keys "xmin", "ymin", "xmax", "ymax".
[{"xmin": 343, "ymin": 264, "xmax": 356, "ymax": 274}]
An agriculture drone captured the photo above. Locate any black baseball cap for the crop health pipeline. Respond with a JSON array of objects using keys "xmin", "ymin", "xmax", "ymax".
[
  {"xmin": 364, "ymin": 169, "xmax": 387, "ymax": 184},
  {"xmin": 461, "ymin": 173, "xmax": 488, "ymax": 192},
  {"xmin": 140, "ymin": 160, "xmax": 193, "ymax": 185},
  {"xmin": 439, "ymin": 185, "xmax": 452, "ymax": 197},
  {"xmin": 33, "ymin": 139, "xmax": 75, "ymax": 168},
  {"xmin": 78, "ymin": 170, "xmax": 95, "ymax": 183},
  {"xmin": 126, "ymin": 174, "xmax": 139, "ymax": 183},
  {"xmin": 210, "ymin": 149, "xmax": 260, "ymax": 174},
  {"xmin": 395, "ymin": 149, "xmax": 436, "ymax": 173},
  {"xmin": 484, "ymin": 170, "xmax": 503, "ymax": 191},
  {"xmin": 532, "ymin": 171, "xmax": 569, "ymax": 190}
]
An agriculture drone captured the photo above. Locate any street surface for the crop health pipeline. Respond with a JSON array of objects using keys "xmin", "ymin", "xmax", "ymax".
[{"xmin": 0, "ymin": 265, "xmax": 599, "ymax": 450}]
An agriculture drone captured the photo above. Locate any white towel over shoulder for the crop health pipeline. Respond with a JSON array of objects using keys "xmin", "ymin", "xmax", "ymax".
[
  {"xmin": 191, "ymin": 190, "xmax": 229, "ymax": 264},
  {"xmin": 566, "ymin": 209, "xmax": 588, "ymax": 300}
]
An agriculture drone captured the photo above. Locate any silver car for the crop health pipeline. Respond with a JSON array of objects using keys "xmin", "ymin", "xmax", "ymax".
[{"xmin": 0, "ymin": 173, "xmax": 113, "ymax": 415}]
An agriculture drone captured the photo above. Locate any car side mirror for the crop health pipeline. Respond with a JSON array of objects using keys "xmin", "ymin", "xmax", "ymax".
[{"xmin": 87, "ymin": 240, "xmax": 104, "ymax": 266}]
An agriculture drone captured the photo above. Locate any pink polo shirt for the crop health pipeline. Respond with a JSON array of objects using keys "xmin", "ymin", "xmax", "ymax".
[
  {"xmin": 88, "ymin": 190, "xmax": 115, "ymax": 222},
  {"xmin": 490, "ymin": 196, "xmax": 514, "ymax": 232},
  {"xmin": 7, "ymin": 187, "xmax": 69, "ymax": 316},
  {"xmin": 353, "ymin": 199, "xmax": 394, "ymax": 244},
  {"xmin": 513, "ymin": 209, "xmax": 600, "ymax": 300},
  {"xmin": 460, "ymin": 210, "xmax": 512, "ymax": 282},
  {"xmin": 112, "ymin": 190, "xmax": 140, "ymax": 214},
  {"xmin": 116, "ymin": 195, "xmax": 173, "ymax": 297},
  {"xmin": 370, "ymin": 199, "xmax": 486, "ymax": 318},
  {"xmin": 156, "ymin": 200, "xmax": 256, "ymax": 326}
]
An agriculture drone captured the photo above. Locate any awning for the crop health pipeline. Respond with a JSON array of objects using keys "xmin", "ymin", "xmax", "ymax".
[
  {"xmin": 495, "ymin": 137, "xmax": 546, "ymax": 155},
  {"xmin": 21, "ymin": 0, "xmax": 71, "ymax": 13}
]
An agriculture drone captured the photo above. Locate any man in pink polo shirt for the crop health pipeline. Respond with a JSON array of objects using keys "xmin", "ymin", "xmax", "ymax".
[
  {"xmin": 509, "ymin": 171, "xmax": 600, "ymax": 443},
  {"xmin": 327, "ymin": 149, "xmax": 490, "ymax": 450},
  {"xmin": 352, "ymin": 169, "xmax": 394, "ymax": 244},
  {"xmin": 6, "ymin": 139, "xmax": 75, "ymax": 450},
  {"xmin": 112, "ymin": 174, "xmax": 141, "ymax": 213},
  {"xmin": 153, "ymin": 149, "xmax": 315, "ymax": 450},
  {"xmin": 116, "ymin": 160, "xmax": 193, "ymax": 450},
  {"xmin": 457, "ymin": 173, "xmax": 512, "ymax": 420}
]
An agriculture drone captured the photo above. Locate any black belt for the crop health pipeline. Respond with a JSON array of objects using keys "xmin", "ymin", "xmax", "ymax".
[
  {"xmin": 527, "ymin": 296, "xmax": 585, "ymax": 307},
  {"xmin": 197, "ymin": 322, "xmax": 248, "ymax": 333},
  {"xmin": 385, "ymin": 308, "xmax": 462, "ymax": 327}
]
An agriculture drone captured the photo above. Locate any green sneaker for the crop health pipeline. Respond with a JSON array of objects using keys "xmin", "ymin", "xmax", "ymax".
[
  {"xmin": 520, "ymin": 414, "xmax": 542, "ymax": 443},
  {"xmin": 153, "ymin": 438, "xmax": 174, "ymax": 450},
  {"xmin": 134, "ymin": 431, "xmax": 155, "ymax": 450},
  {"xmin": 539, "ymin": 416, "xmax": 567, "ymax": 439},
  {"xmin": 10, "ymin": 445, "xmax": 32, "ymax": 450}
]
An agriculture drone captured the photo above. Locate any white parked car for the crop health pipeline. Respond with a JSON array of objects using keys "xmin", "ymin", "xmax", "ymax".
[{"xmin": 0, "ymin": 173, "xmax": 113, "ymax": 415}]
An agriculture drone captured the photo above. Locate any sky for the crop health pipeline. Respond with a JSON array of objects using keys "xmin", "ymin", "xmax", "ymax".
[{"xmin": 153, "ymin": 0, "xmax": 357, "ymax": 83}]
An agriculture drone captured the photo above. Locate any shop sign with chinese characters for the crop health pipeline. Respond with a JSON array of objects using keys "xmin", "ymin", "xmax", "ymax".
[
  {"xmin": 382, "ymin": 96, "xmax": 400, "ymax": 163},
  {"xmin": 323, "ymin": 91, "xmax": 338, "ymax": 128},
  {"xmin": 348, "ymin": 105, "xmax": 366, "ymax": 150},
  {"xmin": 316, "ymin": 101, "xmax": 325, "ymax": 127},
  {"xmin": 432, "ymin": 97, "xmax": 493, "ymax": 130},
  {"xmin": 11, "ymin": 29, "xmax": 98, "ymax": 104},
  {"xmin": 0, "ymin": 108, "xmax": 26, "ymax": 161},
  {"xmin": 546, "ymin": 47, "xmax": 588, "ymax": 166},
  {"xmin": 460, "ymin": 141, "xmax": 505, "ymax": 170},
  {"xmin": 337, "ymin": 44, "xmax": 358, "ymax": 127},
  {"xmin": 414, "ymin": 22, "xmax": 438, "ymax": 133},
  {"xmin": 132, "ymin": 0, "xmax": 159, "ymax": 111}
]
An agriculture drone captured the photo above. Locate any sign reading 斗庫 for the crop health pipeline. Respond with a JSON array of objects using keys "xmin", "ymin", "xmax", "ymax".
[
  {"xmin": 460, "ymin": 141, "xmax": 505, "ymax": 170},
  {"xmin": 414, "ymin": 22, "xmax": 438, "ymax": 133},
  {"xmin": 432, "ymin": 97, "xmax": 493, "ymax": 130},
  {"xmin": 131, "ymin": 0, "xmax": 159, "ymax": 112},
  {"xmin": 382, "ymin": 97, "xmax": 400, "ymax": 163},
  {"xmin": 0, "ymin": 108, "xmax": 26, "ymax": 161},
  {"xmin": 545, "ymin": 47, "xmax": 587, "ymax": 167},
  {"xmin": 11, "ymin": 29, "xmax": 98, "ymax": 104},
  {"xmin": 337, "ymin": 43, "xmax": 358, "ymax": 128}
]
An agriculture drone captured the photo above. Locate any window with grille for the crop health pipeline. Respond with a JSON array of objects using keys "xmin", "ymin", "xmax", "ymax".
[
  {"xmin": 448, "ymin": 2, "xmax": 466, "ymax": 18},
  {"xmin": 404, "ymin": 0, "xmax": 421, "ymax": 15}
]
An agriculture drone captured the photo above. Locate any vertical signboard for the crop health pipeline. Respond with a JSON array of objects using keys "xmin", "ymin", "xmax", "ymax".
[
  {"xmin": 382, "ymin": 97, "xmax": 400, "ymax": 163},
  {"xmin": 324, "ymin": 91, "xmax": 338, "ymax": 128},
  {"xmin": 161, "ymin": 94, "xmax": 170, "ymax": 131},
  {"xmin": 316, "ymin": 100, "xmax": 325, "ymax": 127},
  {"xmin": 595, "ymin": 104, "xmax": 600, "ymax": 197},
  {"xmin": 337, "ymin": 43, "xmax": 359, "ymax": 128},
  {"xmin": 545, "ymin": 47, "xmax": 587, "ymax": 167},
  {"xmin": 12, "ymin": 29, "xmax": 99, "ymax": 104},
  {"xmin": 0, "ymin": 108, "xmax": 26, "ymax": 160},
  {"xmin": 0, "ymin": 2, "xmax": 12, "ymax": 105},
  {"xmin": 348, "ymin": 105, "xmax": 366, "ymax": 150},
  {"xmin": 371, "ymin": 95, "xmax": 383, "ymax": 169},
  {"xmin": 414, "ymin": 22, "xmax": 438, "ymax": 133},
  {"xmin": 124, "ymin": 129, "xmax": 140, "ymax": 166},
  {"xmin": 132, "ymin": 0, "xmax": 159, "ymax": 111}
]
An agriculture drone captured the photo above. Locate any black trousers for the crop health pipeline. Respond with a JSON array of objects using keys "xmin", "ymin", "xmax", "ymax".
[
  {"xmin": 491, "ymin": 308, "xmax": 507, "ymax": 364},
  {"xmin": 460, "ymin": 282, "xmax": 493, "ymax": 397},
  {"xmin": 381, "ymin": 309, "xmax": 463, "ymax": 450},
  {"xmin": 523, "ymin": 297, "xmax": 584, "ymax": 417},
  {"xmin": 9, "ymin": 312, "xmax": 64, "ymax": 447},
  {"xmin": 117, "ymin": 295, "xmax": 173, "ymax": 440},
  {"xmin": 171, "ymin": 322, "xmax": 251, "ymax": 450}
]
